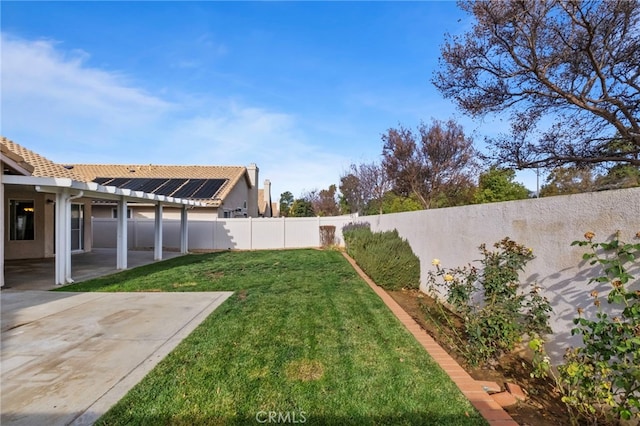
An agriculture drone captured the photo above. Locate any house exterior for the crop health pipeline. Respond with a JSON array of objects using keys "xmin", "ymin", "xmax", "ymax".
[
  {"xmin": 3, "ymin": 137, "xmax": 271, "ymax": 285},
  {"xmin": 2, "ymin": 138, "xmax": 95, "ymax": 261},
  {"xmin": 258, "ymin": 179, "xmax": 277, "ymax": 217}
]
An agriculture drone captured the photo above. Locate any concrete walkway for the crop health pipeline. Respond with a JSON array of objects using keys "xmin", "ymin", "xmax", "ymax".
[{"xmin": 1, "ymin": 290, "xmax": 233, "ymax": 426}]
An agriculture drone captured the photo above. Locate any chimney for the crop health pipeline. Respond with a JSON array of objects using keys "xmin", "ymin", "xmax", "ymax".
[
  {"xmin": 246, "ymin": 163, "xmax": 259, "ymax": 217},
  {"xmin": 263, "ymin": 179, "xmax": 272, "ymax": 217}
]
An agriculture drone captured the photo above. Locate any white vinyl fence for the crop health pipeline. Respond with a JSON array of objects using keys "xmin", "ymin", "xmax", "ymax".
[{"xmin": 92, "ymin": 215, "xmax": 357, "ymax": 251}]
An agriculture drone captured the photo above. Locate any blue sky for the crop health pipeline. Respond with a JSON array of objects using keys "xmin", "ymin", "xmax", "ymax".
[{"xmin": 1, "ymin": 1, "xmax": 539, "ymax": 200}]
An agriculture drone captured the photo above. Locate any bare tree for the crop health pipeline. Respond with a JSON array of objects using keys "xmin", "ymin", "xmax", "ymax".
[
  {"xmin": 382, "ymin": 119, "xmax": 479, "ymax": 209},
  {"xmin": 433, "ymin": 0, "xmax": 640, "ymax": 169},
  {"xmin": 340, "ymin": 162, "xmax": 391, "ymax": 215}
]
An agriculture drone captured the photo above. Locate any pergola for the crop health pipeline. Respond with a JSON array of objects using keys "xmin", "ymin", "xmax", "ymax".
[{"xmin": 1, "ymin": 175, "xmax": 204, "ymax": 286}]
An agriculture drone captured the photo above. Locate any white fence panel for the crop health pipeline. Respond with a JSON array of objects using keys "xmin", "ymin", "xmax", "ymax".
[
  {"xmin": 188, "ymin": 221, "xmax": 215, "ymax": 250},
  {"xmin": 252, "ymin": 218, "xmax": 285, "ymax": 249},
  {"xmin": 284, "ymin": 217, "xmax": 320, "ymax": 248}
]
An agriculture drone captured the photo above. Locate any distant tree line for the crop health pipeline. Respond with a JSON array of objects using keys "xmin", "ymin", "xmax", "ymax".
[{"xmin": 280, "ymin": 120, "xmax": 638, "ymax": 218}]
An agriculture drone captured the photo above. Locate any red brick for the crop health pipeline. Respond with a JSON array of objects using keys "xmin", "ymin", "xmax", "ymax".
[
  {"xmin": 476, "ymin": 380, "xmax": 502, "ymax": 393},
  {"xmin": 506, "ymin": 382, "xmax": 527, "ymax": 401},
  {"xmin": 491, "ymin": 391, "xmax": 518, "ymax": 408}
]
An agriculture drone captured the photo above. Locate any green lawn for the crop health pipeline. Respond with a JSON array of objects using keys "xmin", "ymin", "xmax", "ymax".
[{"xmin": 58, "ymin": 249, "xmax": 487, "ymax": 425}]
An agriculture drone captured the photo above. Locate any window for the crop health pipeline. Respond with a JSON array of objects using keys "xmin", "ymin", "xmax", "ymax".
[
  {"xmin": 112, "ymin": 208, "xmax": 132, "ymax": 219},
  {"xmin": 9, "ymin": 200, "xmax": 35, "ymax": 240}
]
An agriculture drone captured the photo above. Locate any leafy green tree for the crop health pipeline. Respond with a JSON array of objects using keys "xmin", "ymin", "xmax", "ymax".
[
  {"xmin": 279, "ymin": 191, "xmax": 294, "ymax": 217},
  {"xmin": 595, "ymin": 164, "xmax": 640, "ymax": 191},
  {"xmin": 339, "ymin": 173, "xmax": 362, "ymax": 215},
  {"xmin": 340, "ymin": 162, "xmax": 391, "ymax": 215},
  {"xmin": 540, "ymin": 167, "xmax": 595, "ymax": 197},
  {"xmin": 380, "ymin": 192, "xmax": 422, "ymax": 214},
  {"xmin": 289, "ymin": 199, "xmax": 315, "ymax": 217},
  {"xmin": 473, "ymin": 167, "xmax": 529, "ymax": 204},
  {"xmin": 315, "ymin": 185, "xmax": 340, "ymax": 216}
]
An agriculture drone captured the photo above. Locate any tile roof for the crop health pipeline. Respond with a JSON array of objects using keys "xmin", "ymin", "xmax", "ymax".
[
  {"xmin": 71, "ymin": 164, "xmax": 250, "ymax": 205},
  {"xmin": 1, "ymin": 137, "xmax": 84, "ymax": 180},
  {"xmin": 1, "ymin": 137, "xmax": 255, "ymax": 206}
]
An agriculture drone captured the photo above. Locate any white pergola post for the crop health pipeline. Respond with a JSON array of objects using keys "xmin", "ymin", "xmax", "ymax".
[
  {"xmin": 0, "ymin": 173, "xmax": 4, "ymax": 288},
  {"xmin": 154, "ymin": 202, "xmax": 163, "ymax": 261},
  {"xmin": 180, "ymin": 205, "xmax": 188, "ymax": 254},
  {"xmin": 55, "ymin": 190, "xmax": 72, "ymax": 285},
  {"xmin": 116, "ymin": 197, "xmax": 128, "ymax": 270}
]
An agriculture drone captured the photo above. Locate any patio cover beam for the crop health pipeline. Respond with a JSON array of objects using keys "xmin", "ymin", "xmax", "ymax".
[{"xmin": 3, "ymin": 176, "xmax": 203, "ymax": 208}]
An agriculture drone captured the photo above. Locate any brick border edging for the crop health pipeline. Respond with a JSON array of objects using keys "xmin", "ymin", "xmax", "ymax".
[{"xmin": 341, "ymin": 252, "xmax": 518, "ymax": 426}]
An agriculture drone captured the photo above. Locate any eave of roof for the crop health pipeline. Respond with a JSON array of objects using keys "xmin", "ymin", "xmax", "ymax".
[
  {"xmin": 1, "ymin": 147, "xmax": 34, "ymax": 176},
  {"xmin": 1, "ymin": 137, "xmax": 84, "ymax": 180}
]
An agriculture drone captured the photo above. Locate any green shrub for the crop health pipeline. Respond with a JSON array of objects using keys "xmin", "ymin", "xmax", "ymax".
[
  {"xmin": 426, "ymin": 238, "xmax": 552, "ymax": 366},
  {"xmin": 558, "ymin": 231, "xmax": 640, "ymax": 424},
  {"xmin": 342, "ymin": 223, "xmax": 420, "ymax": 290}
]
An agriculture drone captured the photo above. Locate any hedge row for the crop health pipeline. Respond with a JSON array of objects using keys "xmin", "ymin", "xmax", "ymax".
[{"xmin": 342, "ymin": 222, "xmax": 420, "ymax": 291}]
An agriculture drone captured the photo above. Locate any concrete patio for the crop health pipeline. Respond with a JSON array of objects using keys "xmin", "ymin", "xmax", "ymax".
[
  {"xmin": 1, "ymin": 249, "xmax": 233, "ymax": 425},
  {"xmin": 3, "ymin": 248, "xmax": 185, "ymax": 291}
]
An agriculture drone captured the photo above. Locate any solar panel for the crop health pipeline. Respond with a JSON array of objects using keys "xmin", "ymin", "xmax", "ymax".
[
  {"xmin": 93, "ymin": 177, "xmax": 114, "ymax": 185},
  {"xmin": 91, "ymin": 177, "xmax": 225, "ymax": 199},
  {"xmin": 172, "ymin": 179, "xmax": 207, "ymax": 198},
  {"xmin": 102, "ymin": 178, "xmax": 133, "ymax": 187},
  {"xmin": 154, "ymin": 179, "xmax": 187, "ymax": 197},
  {"xmin": 121, "ymin": 178, "xmax": 151, "ymax": 191},
  {"xmin": 191, "ymin": 179, "xmax": 227, "ymax": 199},
  {"xmin": 137, "ymin": 178, "xmax": 171, "ymax": 193}
]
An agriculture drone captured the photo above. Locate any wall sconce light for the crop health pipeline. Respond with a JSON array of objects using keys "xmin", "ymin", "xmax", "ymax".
[{"xmin": 46, "ymin": 199, "xmax": 55, "ymax": 204}]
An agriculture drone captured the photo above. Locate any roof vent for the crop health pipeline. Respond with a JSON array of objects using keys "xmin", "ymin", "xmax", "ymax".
[{"xmin": 63, "ymin": 165, "xmax": 74, "ymax": 170}]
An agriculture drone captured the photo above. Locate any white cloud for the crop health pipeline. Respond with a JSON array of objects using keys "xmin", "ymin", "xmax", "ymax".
[
  {"xmin": 1, "ymin": 34, "xmax": 173, "ymax": 150},
  {"xmin": 0, "ymin": 32, "xmax": 347, "ymax": 198}
]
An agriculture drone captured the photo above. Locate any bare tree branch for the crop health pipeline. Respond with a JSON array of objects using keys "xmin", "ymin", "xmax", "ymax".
[{"xmin": 433, "ymin": 0, "xmax": 640, "ymax": 169}]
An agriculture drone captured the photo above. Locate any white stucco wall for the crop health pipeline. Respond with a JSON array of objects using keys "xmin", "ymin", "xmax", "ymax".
[
  {"xmin": 364, "ymin": 187, "xmax": 640, "ymax": 363},
  {"xmin": 220, "ymin": 180, "xmax": 251, "ymax": 218}
]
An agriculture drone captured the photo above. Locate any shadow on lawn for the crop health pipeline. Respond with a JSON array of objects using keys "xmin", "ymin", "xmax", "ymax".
[{"xmin": 52, "ymin": 251, "xmax": 228, "ymax": 292}]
